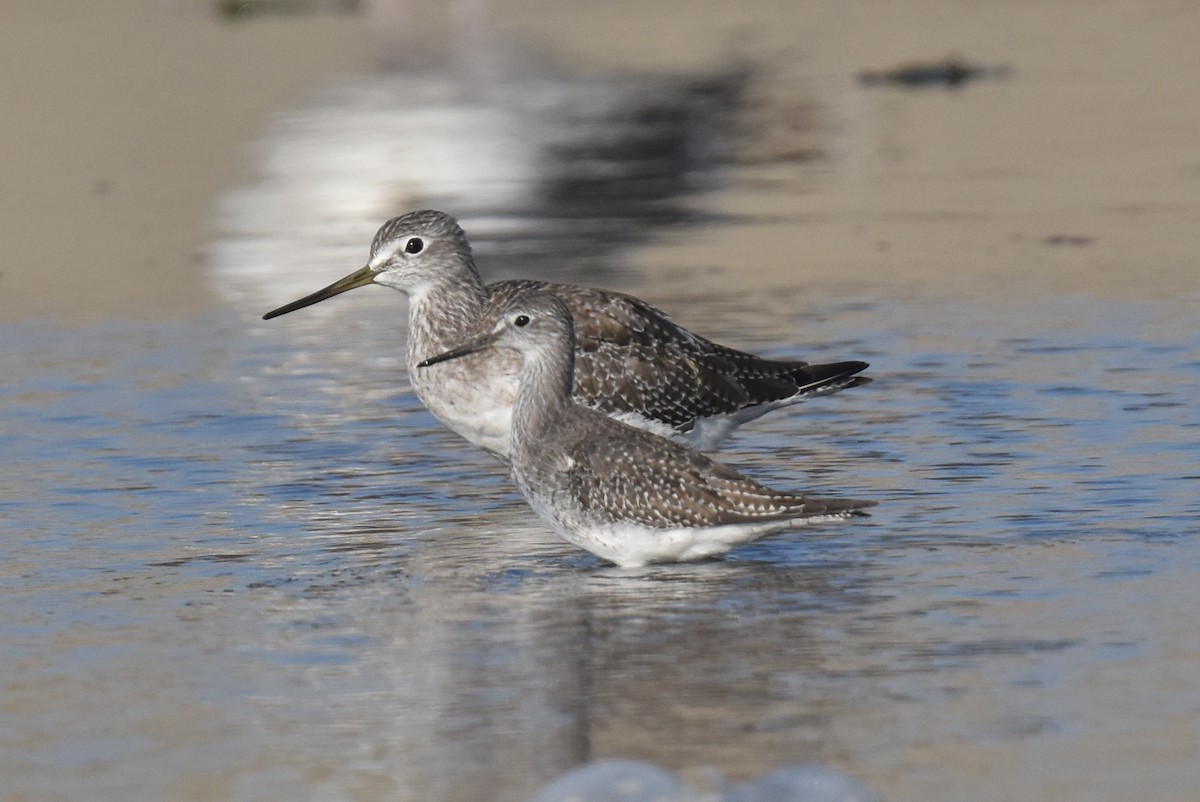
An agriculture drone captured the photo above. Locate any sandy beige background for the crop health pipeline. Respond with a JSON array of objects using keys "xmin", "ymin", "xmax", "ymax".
[
  {"xmin": 4, "ymin": 0, "xmax": 1195, "ymax": 326},
  {"xmin": 533, "ymin": 0, "xmax": 1199, "ymax": 302},
  {"xmin": 0, "ymin": 0, "xmax": 369, "ymax": 321},
  {"xmin": 3, "ymin": 0, "xmax": 1196, "ymax": 324}
]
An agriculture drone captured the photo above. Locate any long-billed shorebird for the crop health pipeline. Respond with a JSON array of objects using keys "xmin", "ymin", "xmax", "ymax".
[
  {"xmin": 419, "ymin": 290, "xmax": 874, "ymax": 567},
  {"xmin": 263, "ymin": 210, "xmax": 869, "ymax": 460}
]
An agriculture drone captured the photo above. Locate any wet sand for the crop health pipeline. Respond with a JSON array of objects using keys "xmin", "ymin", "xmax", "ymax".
[
  {"xmin": 4, "ymin": 3, "xmax": 1199, "ymax": 802},
  {"xmin": 4, "ymin": 0, "xmax": 1197, "ymax": 325},
  {"xmin": 0, "ymin": 0, "xmax": 370, "ymax": 321},
  {"xmin": 535, "ymin": 0, "xmax": 1200, "ymax": 302}
]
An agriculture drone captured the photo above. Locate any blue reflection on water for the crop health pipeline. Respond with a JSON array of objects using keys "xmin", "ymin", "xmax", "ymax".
[{"xmin": 2, "ymin": 290, "xmax": 1198, "ymax": 800}]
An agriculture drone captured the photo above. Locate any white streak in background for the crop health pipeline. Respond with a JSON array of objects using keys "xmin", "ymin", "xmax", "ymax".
[
  {"xmin": 211, "ymin": 0, "xmax": 556, "ymax": 312},
  {"xmin": 206, "ymin": 5, "xmax": 749, "ymax": 318},
  {"xmin": 207, "ymin": 7, "xmax": 746, "ymax": 318},
  {"xmin": 208, "ymin": 72, "xmax": 544, "ymax": 314},
  {"xmin": 205, "ymin": 60, "xmax": 674, "ymax": 316}
]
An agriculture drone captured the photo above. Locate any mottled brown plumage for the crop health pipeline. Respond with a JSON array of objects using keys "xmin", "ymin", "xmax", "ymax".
[
  {"xmin": 419, "ymin": 290, "xmax": 875, "ymax": 566},
  {"xmin": 264, "ymin": 210, "xmax": 869, "ymax": 459}
]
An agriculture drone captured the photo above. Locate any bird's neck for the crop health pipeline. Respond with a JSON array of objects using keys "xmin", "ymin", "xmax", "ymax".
[
  {"xmin": 406, "ymin": 269, "xmax": 489, "ymax": 356},
  {"xmin": 512, "ymin": 339, "xmax": 576, "ymax": 460}
]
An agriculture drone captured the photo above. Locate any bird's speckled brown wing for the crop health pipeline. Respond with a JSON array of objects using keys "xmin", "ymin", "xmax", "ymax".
[
  {"xmin": 486, "ymin": 280, "xmax": 867, "ymax": 429},
  {"xmin": 549, "ymin": 412, "xmax": 871, "ymax": 528}
]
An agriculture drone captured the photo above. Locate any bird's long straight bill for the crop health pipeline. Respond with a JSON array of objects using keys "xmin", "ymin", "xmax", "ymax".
[
  {"xmin": 261, "ymin": 265, "xmax": 376, "ymax": 320},
  {"xmin": 417, "ymin": 332, "xmax": 501, "ymax": 368}
]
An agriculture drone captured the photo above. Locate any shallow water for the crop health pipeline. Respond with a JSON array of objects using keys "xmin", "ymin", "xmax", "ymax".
[
  {"xmin": 5, "ymin": 49, "xmax": 1200, "ymax": 802},
  {"xmin": 4, "ymin": 283, "xmax": 1198, "ymax": 801}
]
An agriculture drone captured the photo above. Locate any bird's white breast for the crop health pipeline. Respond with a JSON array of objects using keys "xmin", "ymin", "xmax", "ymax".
[{"xmin": 410, "ymin": 346, "xmax": 521, "ymax": 459}]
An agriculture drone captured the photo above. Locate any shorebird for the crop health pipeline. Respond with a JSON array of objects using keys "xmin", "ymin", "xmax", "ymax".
[
  {"xmin": 263, "ymin": 210, "xmax": 869, "ymax": 460},
  {"xmin": 419, "ymin": 290, "xmax": 874, "ymax": 567}
]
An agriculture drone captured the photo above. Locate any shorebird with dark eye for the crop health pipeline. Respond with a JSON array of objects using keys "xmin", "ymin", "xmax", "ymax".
[
  {"xmin": 417, "ymin": 289, "xmax": 874, "ymax": 567},
  {"xmin": 263, "ymin": 209, "xmax": 871, "ymax": 461}
]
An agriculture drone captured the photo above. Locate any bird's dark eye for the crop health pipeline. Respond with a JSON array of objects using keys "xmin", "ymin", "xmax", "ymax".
[
  {"xmin": 404, "ymin": 237, "xmax": 424, "ymax": 254},
  {"xmin": 513, "ymin": 314, "xmax": 530, "ymax": 328}
]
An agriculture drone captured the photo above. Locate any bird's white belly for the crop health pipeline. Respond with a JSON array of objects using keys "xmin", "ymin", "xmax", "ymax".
[
  {"xmin": 551, "ymin": 518, "xmax": 797, "ymax": 568},
  {"xmin": 517, "ymin": 480, "xmax": 800, "ymax": 568}
]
